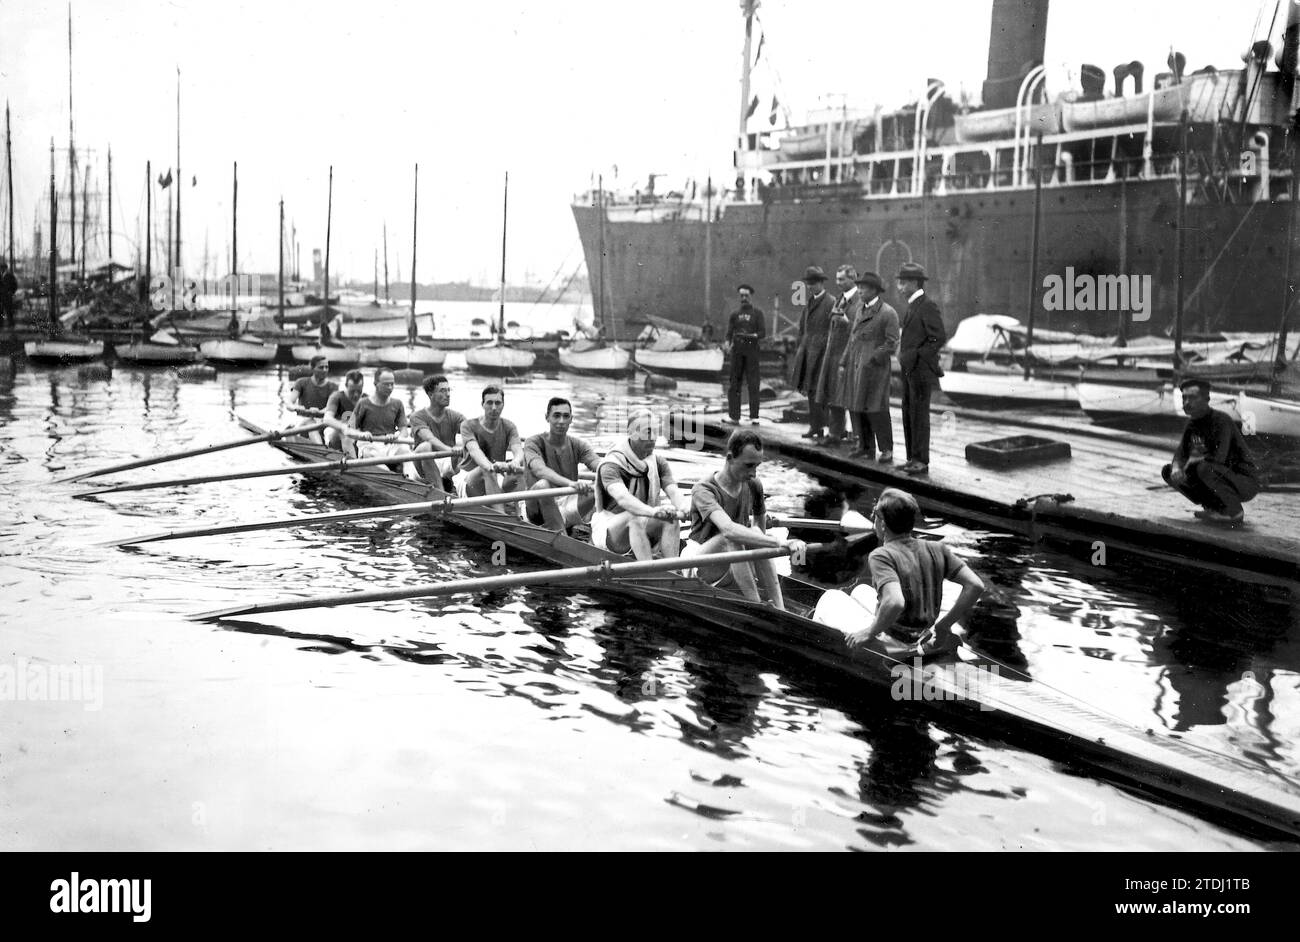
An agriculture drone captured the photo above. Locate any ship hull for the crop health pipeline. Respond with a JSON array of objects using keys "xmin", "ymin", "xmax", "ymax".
[{"xmin": 574, "ymin": 179, "xmax": 1293, "ymax": 339}]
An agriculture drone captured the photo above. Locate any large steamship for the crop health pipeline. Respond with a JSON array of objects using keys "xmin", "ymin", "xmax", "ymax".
[{"xmin": 571, "ymin": 0, "xmax": 1300, "ymax": 342}]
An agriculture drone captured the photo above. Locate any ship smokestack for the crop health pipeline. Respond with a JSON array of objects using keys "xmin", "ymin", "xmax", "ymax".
[{"xmin": 982, "ymin": 0, "xmax": 1050, "ymax": 110}]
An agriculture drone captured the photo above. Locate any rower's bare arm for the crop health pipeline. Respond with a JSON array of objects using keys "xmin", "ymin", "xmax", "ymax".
[
  {"xmin": 930, "ymin": 565, "xmax": 984, "ymax": 635},
  {"xmin": 606, "ymin": 480, "xmax": 658, "ymax": 517},
  {"xmin": 465, "ymin": 440, "xmax": 492, "ymax": 472},
  {"xmin": 848, "ymin": 582, "xmax": 904, "ymax": 649}
]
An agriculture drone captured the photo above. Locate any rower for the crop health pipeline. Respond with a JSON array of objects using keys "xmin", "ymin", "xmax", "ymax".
[
  {"xmin": 287, "ymin": 355, "xmax": 338, "ymax": 442},
  {"xmin": 522, "ymin": 396, "xmax": 599, "ymax": 531},
  {"xmin": 321, "ymin": 368, "xmax": 366, "ymax": 455},
  {"xmin": 458, "ymin": 384, "xmax": 524, "ymax": 501},
  {"xmin": 407, "ymin": 374, "xmax": 464, "ymax": 489},
  {"xmin": 845, "ymin": 487, "xmax": 983, "ymax": 655},
  {"xmin": 347, "ymin": 368, "xmax": 411, "ymax": 463},
  {"xmin": 591, "ymin": 409, "xmax": 687, "ymax": 560},
  {"xmin": 683, "ymin": 429, "xmax": 806, "ymax": 610}
]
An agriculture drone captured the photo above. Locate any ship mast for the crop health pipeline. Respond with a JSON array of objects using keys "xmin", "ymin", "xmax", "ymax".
[
  {"xmin": 383, "ymin": 222, "xmax": 390, "ymax": 302},
  {"xmin": 49, "ymin": 140, "xmax": 57, "ymax": 332},
  {"xmin": 277, "ymin": 198, "xmax": 285, "ymax": 329},
  {"xmin": 67, "ymin": 4, "xmax": 76, "ymax": 272},
  {"xmin": 230, "ymin": 161, "xmax": 237, "ymax": 319},
  {"xmin": 144, "ymin": 160, "xmax": 151, "ymax": 285},
  {"xmin": 5, "ymin": 103, "xmax": 14, "ymax": 268},
  {"xmin": 106, "ymin": 146, "xmax": 112, "ymax": 264},
  {"xmin": 175, "ymin": 68, "xmax": 181, "ymax": 273},
  {"xmin": 323, "ymin": 164, "xmax": 333, "ymax": 339},
  {"xmin": 736, "ymin": 0, "xmax": 758, "ymax": 195}
]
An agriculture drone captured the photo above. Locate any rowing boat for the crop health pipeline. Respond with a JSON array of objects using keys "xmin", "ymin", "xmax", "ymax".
[{"xmin": 230, "ymin": 416, "xmax": 1300, "ymax": 841}]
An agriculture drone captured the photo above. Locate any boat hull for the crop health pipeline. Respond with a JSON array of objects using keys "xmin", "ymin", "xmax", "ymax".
[
  {"xmin": 197, "ymin": 338, "xmax": 278, "ymax": 365},
  {"xmin": 634, "ymin": 346, "xmax": 723, "ymax": 379},
  {"xmin": 362, "ymin": 344, "xmax": 449, "ymax": 370},
  {"xmin": 1235, "ymin": 392, "xmax": 1300, "ymax": 440},
  {"xmin": 464, "ymin": 342, "xmax": 536, "ymax": 375},
  {"xmin": 114, "ymin": 343, "xmax": 199, "ymax": 365},
  {"xmin": 942, "ymin": 366, "xmax": 1080, "ymax": 407},
  {"xmin": 557, "ymin": 344, "xmax": 633, "ymax": 377},
  {"xmin": 23, "ymin": 339, "xmax": 106, "ymax": 363},
  {"xmin": 289, "ymin": 343, "xmax": 364, "ymax": 367}
]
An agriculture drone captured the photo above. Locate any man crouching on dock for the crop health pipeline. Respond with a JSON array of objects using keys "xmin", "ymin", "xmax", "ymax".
[
  {"xmin": 683, "ymin": 429, "xmax": 806, "ymax": 610},
  {"xmin": 591, "ymin": 409, "xmax": 687, "ymax": 560},
  {"xmin": 1162, "ymin": 378, "xmax": 1259, "ymax": 526},
  {"xmin": 846, "ymin": 488, "xmax": 983, "ymax": 656}
]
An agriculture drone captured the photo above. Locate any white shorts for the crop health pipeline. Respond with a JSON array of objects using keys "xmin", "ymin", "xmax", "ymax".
[{"xmin": 356, "ymin": 441, "xmax": 411, "ymax": 461}]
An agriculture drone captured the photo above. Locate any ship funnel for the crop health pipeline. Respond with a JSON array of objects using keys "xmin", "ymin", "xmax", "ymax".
[
  {"xmin": 1080, "ymin": 64, "xmax": 1106, "ymax": 100},
  {"xmin": 982, "ymin": 0, "xmax": 1049, "ymax": 109}
]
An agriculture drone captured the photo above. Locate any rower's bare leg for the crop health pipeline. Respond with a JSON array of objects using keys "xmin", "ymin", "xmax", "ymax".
[
  {"xmin": 654, "ymin": 518, "xmax": 681, "ymax": 558},
  {"xmin": 463, "ymin": 467, "xmax": 491, "ymax": 498},
  {"xmin": 753, "ymin": 557, "xmax": 786, "ymax": 610},
  {"xmin": 528, "ymin": 479, "xmax": 566, "ymax": 531},
  {"xmin": 628, "ymin": 515, "xmax": 657, "ymax": 560}
]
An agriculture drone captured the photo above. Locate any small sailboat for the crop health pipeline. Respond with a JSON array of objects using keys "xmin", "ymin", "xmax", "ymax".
[
  {"xmin": 466, "ymin": 171, "xmax": 536, "ymax": 376},
  {"xmin": 114, "ymin": 328, "xmax": 199, "ymax": 365},
  {"xmin": 559, "ymin": 177, "xmax": 632, "ymax": 377},
  {"xmin": 942, "ymin": 361, "xmax": 1080, "ymax": 407}
]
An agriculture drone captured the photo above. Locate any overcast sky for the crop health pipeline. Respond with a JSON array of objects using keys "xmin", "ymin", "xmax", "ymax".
[{"xmin": 0, "ymin": 0, "xmax": 1284, "ymax": 288}]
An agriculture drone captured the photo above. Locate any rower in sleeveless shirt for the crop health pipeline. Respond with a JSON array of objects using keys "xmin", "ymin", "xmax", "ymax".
[
  {"xmin": 591, "ymin": 409, "xmax": 687, "ymax": 560},
  {"xmin": 321, "ymin": 369, "xmax": 366, "ymax": 455},
  {"xmin": 346, "ymin": 368, "xmax": 411, "ymax": 462},
  {"xmin": 683, "ymin": 429, "xmax": 805, "ymax": 610}
]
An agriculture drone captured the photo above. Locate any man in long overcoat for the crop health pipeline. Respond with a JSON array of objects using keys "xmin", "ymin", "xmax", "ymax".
[
  {"xmin": 816, "ymin": 264, "xmax": 861, "ymax": 446},
  {"xmin": 836, "ymin": 270, "xmax": 899, "ymax": 462},
  {"xmin": 788, "ymin": 266, "xmax": 833, "ymax": 439},
  {"xmin": 896, "ymin": 262, "xmax": 947, "ymax": 474}
]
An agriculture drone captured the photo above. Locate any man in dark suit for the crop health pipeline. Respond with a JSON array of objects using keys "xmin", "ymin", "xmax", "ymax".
[
  {"xmin": 788, "ymin": 266, "xmax": 833, "ymax": 439},
  {"xmin": 895, "ymin": 262, "xmax": 946, "ymax": 475}
]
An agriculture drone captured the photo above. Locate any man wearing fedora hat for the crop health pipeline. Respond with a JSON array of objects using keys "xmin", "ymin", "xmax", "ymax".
[
  {"xmin": 836, "ymin": 270, "xmax": 899, "ymax": 463},
  {"xmin": 788, "ymin": 265, "xmax": 834, "ymax": 439},
  {"xmin": 895, "ymin": 262, "xmax": 946, "ymax": 475}
]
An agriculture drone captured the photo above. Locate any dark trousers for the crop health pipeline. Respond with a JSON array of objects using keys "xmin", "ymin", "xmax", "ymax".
[
  {"xmin": 0, "ymin": 296, "xmax": 13, "ymax": 330},
  {"xmin": 852, "ymin": 409, "xmax": 893, "ymax": 455},
  {"xmin": 728, "ymin": 345, "xmax": 761, "ymax": 420},
  {"xmin": 825, "ymin": 405, "xmax": 846, "ymax": 439},
  {"xmin": 1162, "ymin": 461, "xmax": 1259, "ymax": 516},
  {"xmin": 901, "ymin": 369, "xmax": 935, "ymax": 465},
  {"xmin": 807, "ymin": 398, "xmax": 825, "ymax": 435}
]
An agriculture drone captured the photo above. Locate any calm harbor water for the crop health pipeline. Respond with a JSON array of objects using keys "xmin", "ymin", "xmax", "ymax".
[{"xmin": 1, "ymin": 350, "xmax": 1298, "ymax": 851}]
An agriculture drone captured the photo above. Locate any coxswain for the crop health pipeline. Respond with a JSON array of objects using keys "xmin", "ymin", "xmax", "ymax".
[
  {"xmin": 321, "ymin": 369, "xmax": 366, "ymax": 455},
  {"xmin": 347, "ymin": 368, "xmax": 411, "ymax": 462},
  {"xmin": 683, "ymin": 429, "xmax": 805, "ymax": 610},
  {"xmin": 845, "ymin": 488, "xmax": 983, "ymax": 655},
  {"xmin": 591, "ymin": 409, "xmax": 687, "ymax": 560},
  {"xmin": 407, "ymin": 374, "xmax": 464, "ymax": 489},
  {"xmin": 458, "ymin": 384, "xmax": 524, "ymax": 500},
  {"xmin": 521, "ymin": 397, "xmax": 599, "ymax": 531}
]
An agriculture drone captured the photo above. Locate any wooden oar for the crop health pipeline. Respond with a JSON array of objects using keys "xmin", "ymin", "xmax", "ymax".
[
  {"xmin": 769, "ymin": 510, "xmax": 874, "ymax": 533},
  {"xmin": 57, "ymin": 421, "xmax": 330, "ymax": 484},
  {"xmin": 191, "ymin": 542, "xmax": 826, "ymax": 621},
  {"xmin": 76, "ymin": 449, "xmax": 458, "ymax": 497},
  {"xmin": 110, "ymin": 486, "xmax": 580, "ymax": 547}
]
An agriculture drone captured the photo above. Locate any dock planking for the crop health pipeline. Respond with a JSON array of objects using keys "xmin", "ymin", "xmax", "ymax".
[{"xmin": 701, "ymin": 397, "xmax": 1300, "ymax": 587}]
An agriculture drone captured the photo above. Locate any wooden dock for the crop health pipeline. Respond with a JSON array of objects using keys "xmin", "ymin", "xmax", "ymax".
[{"xmin": 701, "ymin": 397, "xmax": 1300, "ymax": 587}]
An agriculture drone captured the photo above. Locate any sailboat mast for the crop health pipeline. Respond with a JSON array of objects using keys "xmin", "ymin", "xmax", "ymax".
[
  {"xmin": 175, "ymin": 68, "xmax": 181, "ymax": 272},
  {"xmin": 1174, "ymin": 111, "xmax": 1187, "ymax": 371},
  {"xmin": 278, "ymin": 198, "xmax": 285, "ymax": 328},
  {"xmin": 49, "ymin": 141, "xmax": 57, "ymax": 329},
  {"xmin": 230, "ymin": 161, "xmax": 237, "ymax": 315},
  {"xmin": 704, "ymin": 174, "xmax": 713, "ymax": 328},
  {"xmin": 67, "ymin": 3, "xmax": 76, "ymax": 271},
  {"xmin": 324, "ymin": 165, "xmax": 333, "ymax": 318},
  {"xmin": 5, "ymin": 103, "xmax": 13, "ymax": 268},
  {"xmin": 497, "ymin": 170, "xmax": 508, "ymax": 336},
  {"xmin": 383, "ymin": 222, "xmax": 390, "ymax": 302},
  {"xmin": 145, "ymin": 160, "xmax": 151, "ymax": 283},
  {"xmin": 373, "ymin": 249, "xmax": 378, "ymax": 303},
  {"xmin": 107, "ymin": 146, "xmax": 112, "ymax": 264},
  {"xmin": 409, "ymin": 164, "xmax": 418, "ymax": 346},
  {"xmin": 80, "ymin": 168, "xmax": 87, "ymax": 280}
]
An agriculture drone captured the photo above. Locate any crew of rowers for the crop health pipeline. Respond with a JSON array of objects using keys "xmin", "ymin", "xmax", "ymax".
[{"xmin": 285, "ymin": 364, "xmax": 810, "ymax": 610}]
